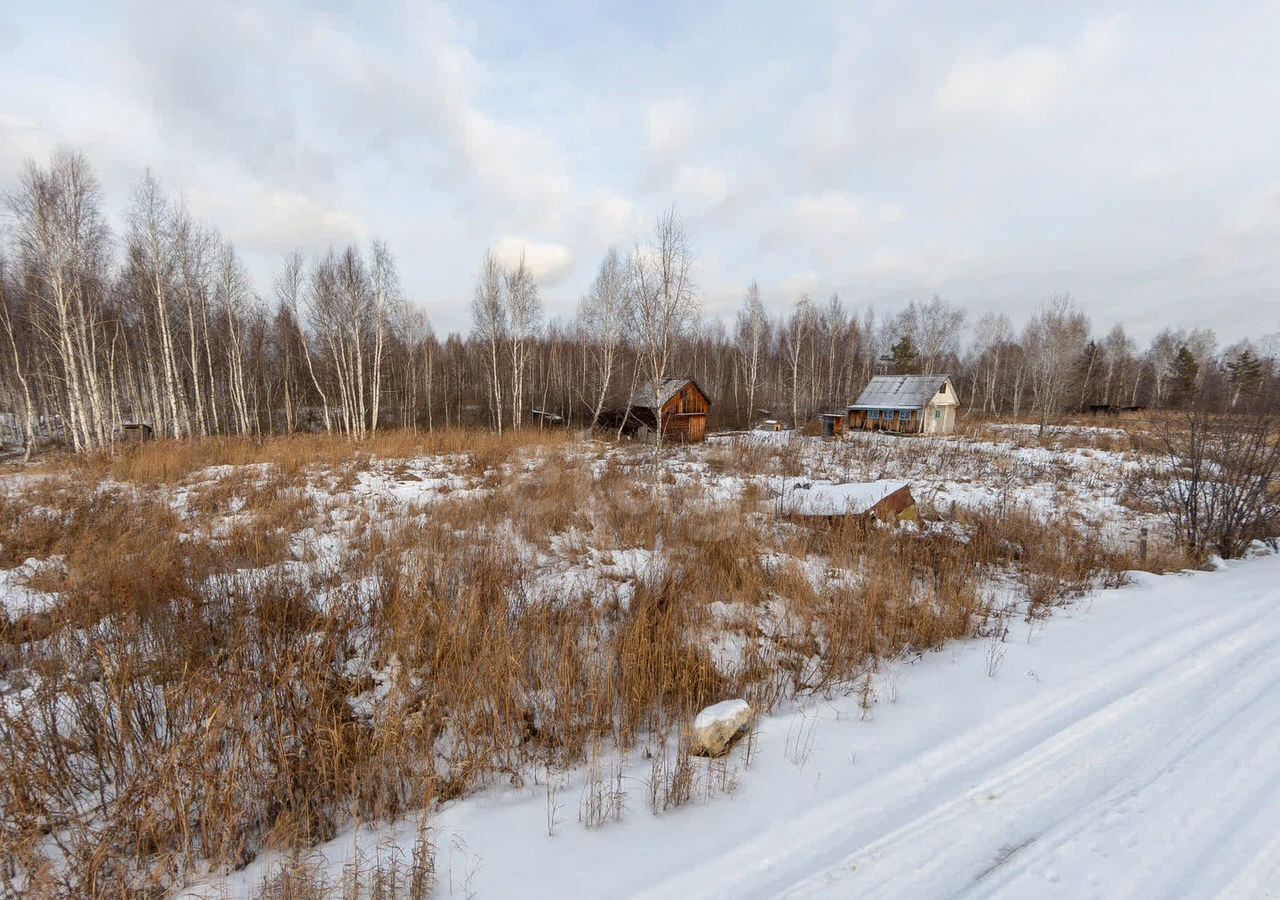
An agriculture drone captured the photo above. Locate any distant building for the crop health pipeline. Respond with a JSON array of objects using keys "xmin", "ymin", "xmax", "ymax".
[
  {"xmin": 625, "ymin": 377, "xmax": 711, "ymax": 443},
  {"xmin": 847, "ymin": 375, "xmax": 959, "ymax": 435},
  {"xmin": 818, "ymin": 413, "xmax": 846, "ymax": 437},
  {"xmin": 120, "ymin": 422, "xmax": 154, "ymax": 444}
]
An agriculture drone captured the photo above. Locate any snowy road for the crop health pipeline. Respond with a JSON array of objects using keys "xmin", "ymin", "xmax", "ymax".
[
  {"xmin": 200, "ymin": 553, "xmax": 1280, "ymax": 899},
  {"xmin": 636, "ymin": 556, "xmax": 1280, "ymax": 900}
]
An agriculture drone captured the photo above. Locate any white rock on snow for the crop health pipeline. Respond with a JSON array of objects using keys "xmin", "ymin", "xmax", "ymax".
[{"xmin": 690, "ymin": 698, "xmax": 752, "ymax": 757}]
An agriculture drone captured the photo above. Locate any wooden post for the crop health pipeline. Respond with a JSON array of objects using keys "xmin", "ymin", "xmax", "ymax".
[{"xmin": 1140, "ymin": 526, "xmax": 1149, "ymax": 566}]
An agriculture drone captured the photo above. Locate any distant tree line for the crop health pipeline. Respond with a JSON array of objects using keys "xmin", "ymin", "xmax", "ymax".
[{"xmin": 1, "ymin": 151, "xmax": 1276, "ymax": 458}]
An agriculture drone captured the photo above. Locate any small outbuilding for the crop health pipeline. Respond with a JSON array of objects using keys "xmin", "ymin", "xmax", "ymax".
[
  {"xmin": 120, "ymin": 422, "xmax": 154, "ymax": 444},
  {"xmin": 819, "ymin": 413, "xmax": 846, "ymax": 437},
  {"xmin": 847, "ymin": 375, "xmax": 959, "ymax": 435},
  {"xmin": 626, "ymin": 377, "xmax": 711, "ymax": 443},
  {"xmin": 772, "ymin": 479, "xmax": 917, "ymax": 525}
]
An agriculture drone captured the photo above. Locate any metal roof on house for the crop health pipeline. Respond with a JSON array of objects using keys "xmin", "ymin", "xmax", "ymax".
[
  {"xmin": 629, "ymin": 377, "xmax": 706, "ymax": 410},
  {"xmin": 848, "ymin": 375, "xmax": 951, "ymax": 411}
]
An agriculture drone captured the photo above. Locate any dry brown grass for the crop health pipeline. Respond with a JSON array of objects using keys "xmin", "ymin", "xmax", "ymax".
[
  {"xmin": 38, "ymin": 427, "xmax": 574, "ymax": 486},
  {"xmin": 0, "ymin": 426, "xmax": 1164, "ymax": 897}
]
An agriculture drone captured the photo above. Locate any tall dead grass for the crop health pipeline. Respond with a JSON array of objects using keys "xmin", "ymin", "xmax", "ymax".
[{"xmin": 0, "ymin": 427, "xmax": 1160, "ymax": 897}]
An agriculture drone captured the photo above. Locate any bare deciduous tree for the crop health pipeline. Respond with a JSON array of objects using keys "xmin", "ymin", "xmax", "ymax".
[
  {"xmin": 579, "ymin": 247, "xmax": 629, "ymax": 429},
  {"xmin": 1023, "ymin": 295, "xmax": 1089, "ymax": 437},
  {"xmin": 470, "ymin": 251, "xmax": 507, "ymax": 434},
  {"xmin": 504, "ymin": 253, "xmax": 542, "ymax": 429},
  {"xmin": 1150, "ymin": 405, "xmax": 1280, "ymax": 559},
  {"xmin": 629, "ymin": 209, "xmax": 697, "ymax": 448},
  {"xmin": 735, "ymin": 281, "xmax": 768, "ymax": 425}
]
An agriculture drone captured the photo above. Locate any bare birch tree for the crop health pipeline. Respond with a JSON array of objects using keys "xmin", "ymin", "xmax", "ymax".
[
  {"xmin": 470, "ymin": 251, "xmax": 506, "ymax": 433},
  {"xmin": 8, "ymin": 152, "xmax": 112, "ymax": 450},
  {"xmin": 276, "ymin": 252, "xmax": 331, "ymax": 433},
  {"xmin": 579, "ymin": 247, "xmax": 628, "ymax": 429},
  {"xmin": 504, "ymin": 253, "xmax": 542, "ymax": 429},
  {"xmin": 1024, "ymin": 294, "xmax": 1090, "ymax": 437},
  {"xmin": 628, "ymin": 209, "xmax": 697, "ymax": 448},
  {"xmin": 735, "ymin": 281, "xmax": 768, "ymax": 425}
]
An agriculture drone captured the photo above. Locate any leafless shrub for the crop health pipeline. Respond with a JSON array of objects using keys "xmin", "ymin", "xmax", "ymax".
[{"xmin": 1147, "ymin": 406, "xmax": 1280, "ymax": 559}]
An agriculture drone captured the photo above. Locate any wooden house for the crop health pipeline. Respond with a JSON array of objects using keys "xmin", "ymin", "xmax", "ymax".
[
  {"xmin": 847, "ymin": 375, "xmax": 959, "ymax": 435},
  {"xmin": 627, "ymin": 377, "xmax": 710, "ymax": 443}
]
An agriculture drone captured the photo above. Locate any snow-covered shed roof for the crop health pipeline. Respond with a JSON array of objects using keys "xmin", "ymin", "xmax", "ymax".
[
  {"xmin": 776, "ymin": 479, "xmax": 911, "ymax": 516},
  {"xmin": 629, "ymin": 377, "xmax": 707, "ymax": 411},
  {"xmin": 848, "ymin": 375, "xmax": 951, "ymax": 411}
]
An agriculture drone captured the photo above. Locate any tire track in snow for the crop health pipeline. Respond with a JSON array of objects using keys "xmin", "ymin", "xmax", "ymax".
[
  {"xmin": 775, "ymin": 603, "xmax": 1280, "ymax": 899},
  {"xmin": 629, "ymin": 574, "xmax": 1280, "ymax": 900},
  {"xmin": 955, "ymin": 640, "xmax": 1280, "ymax": 899}
]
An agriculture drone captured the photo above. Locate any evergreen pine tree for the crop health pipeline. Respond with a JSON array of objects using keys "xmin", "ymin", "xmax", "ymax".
[
  {"xmin": 890, "ymin": 335, "xmax": 920, "ymax": 374},
  {"xmin": 1169, "ymin": 345, "xmax": 1199, "ymax": 407}
]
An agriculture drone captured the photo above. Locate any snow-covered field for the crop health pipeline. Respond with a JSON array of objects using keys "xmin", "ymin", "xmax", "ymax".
[
  {"xmin": 2, "ymin": 425, "xmax": 1274, "ymax": 898},
  {"xmin": 198, "ymin": 549, "xmax": 1280, "ymax": 899}
]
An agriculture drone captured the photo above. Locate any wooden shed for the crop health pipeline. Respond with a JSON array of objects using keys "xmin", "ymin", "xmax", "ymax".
[
  {"xmin": 819, "ymin": 413, "xmax": 846, "ymax": 437},
  {"xmin": 120, "ymin": 423, "xmax": 154, "ymax": 444},
  {"xmin": 628, "ymin": 377, "xmax": 710, "ymax": 443}
]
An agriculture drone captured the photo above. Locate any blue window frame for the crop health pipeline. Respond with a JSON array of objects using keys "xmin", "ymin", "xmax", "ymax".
[
  {"xmin": 868, "ymin": 410, "xmax": 879, "ymax": 420},
  {"xmin": 899, "ymin": 410, "xmax": 911, "ymax": 421}
]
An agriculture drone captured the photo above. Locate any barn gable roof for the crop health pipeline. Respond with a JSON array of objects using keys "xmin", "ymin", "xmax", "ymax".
[
  {"xmin": 848, "ymin": 375, "xmax": 952, "ymax": 411},
  {"xmin": 629, "ymin": 377, "xmax": 708, "ymax": 411}
]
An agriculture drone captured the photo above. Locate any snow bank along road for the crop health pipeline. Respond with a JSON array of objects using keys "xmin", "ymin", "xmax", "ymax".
[
  {"xmin": 197, "ymin": 553, "xmax": 1280, "ymax": 899},
  {"xmin": 636, "ymin": 555, "xmax": 1280, "ymax": 900}
]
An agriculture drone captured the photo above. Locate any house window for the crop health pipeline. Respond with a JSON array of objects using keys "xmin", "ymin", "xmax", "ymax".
[
  {"xmin": 933, "ymin": 409, "xmax": 942, "ymax": 420},
  {"xmin": 868, "ymin": 410, "xmax": 879, "ymax": 420},
  {"xmin": 899, "ymin": 410, "xmax": 911, "ymax": 421}
]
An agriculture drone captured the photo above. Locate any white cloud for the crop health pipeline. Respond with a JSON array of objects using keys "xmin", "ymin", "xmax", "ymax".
[
  {"xmin": 491, "ymin": 236, "xmax": 574, "ymax": 285},
  {"xmin": 793, "ymin": 192, "xmax": 864, "ymax": 237},
  {"xmin": 936, "ymin": 15, "xmax": 1126, "ymax": 119},
  {"xmin": 590, "ymin": 191, "xmax": 638, "ymax": 245},
  {"xmin": 645, "ymin": 97, "xmax": 696, "ymax": 160},
  {"xmin": 673, "ymin": 165, "xmax": 730, "ymax": 209},
  {"xmin": 190, "ymin": 183, "xmax": 368, "ymax": 255}
]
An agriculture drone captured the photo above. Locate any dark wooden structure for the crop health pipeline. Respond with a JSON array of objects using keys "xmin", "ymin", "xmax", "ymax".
[
  {"xmin": 819, "ymin": 413, "xmax": 846, "ymax": 436},
  {"xmin": 627, "ymin": 377, "xmax": 710, "ymax": 443},
  {"xmin": 1087, "ymin": 403, "xmax": 1147, "ymax": 416},
  {"xmin": 530, "ymin": 408, "xmax": 565, "ymax": 427},
  {"xmin": 120, "ymin": 423, "xmax": 154, "ymax": 444}
]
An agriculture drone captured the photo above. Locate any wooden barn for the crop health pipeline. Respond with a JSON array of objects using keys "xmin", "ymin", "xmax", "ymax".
[
  {"xmin": 627, "ymin": 377, "xmax": 710, "ymax": 443},
  {"xmin": 847, "ymin": 375, "xmax": 959, "ymax": 435}
]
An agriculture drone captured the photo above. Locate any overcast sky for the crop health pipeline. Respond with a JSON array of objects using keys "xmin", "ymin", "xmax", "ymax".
[{"xmin": 3, "ymin": 1, "xmax": 1278, "ymax": 344}]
